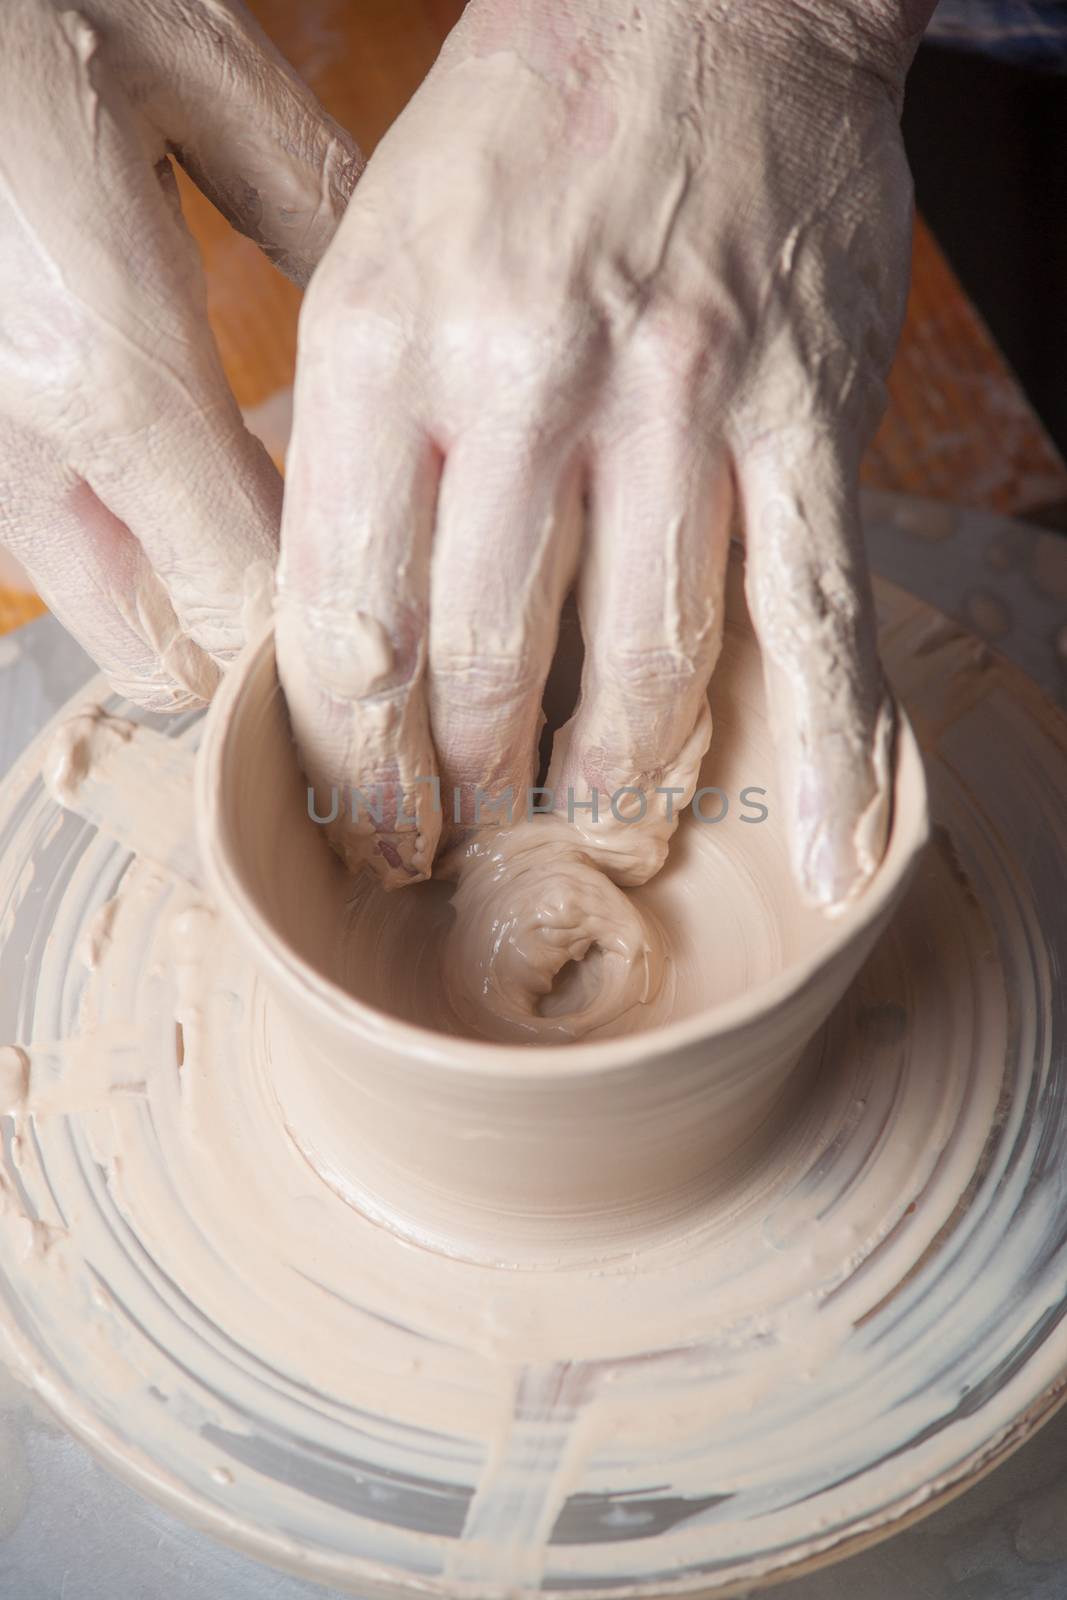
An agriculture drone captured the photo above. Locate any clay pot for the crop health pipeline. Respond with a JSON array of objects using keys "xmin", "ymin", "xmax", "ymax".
[{"xmin": 197, "ymin": 568, "xmax": 928, "ymax": 1263}]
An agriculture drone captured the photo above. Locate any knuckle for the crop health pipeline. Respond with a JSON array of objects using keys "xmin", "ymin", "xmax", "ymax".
[
  {"xmin": 165, "ymin": 594, "xmax": 242, "ymax": 657},
  {"xmin": 751, "ymin": 556, "xmax": 865, "ymax": 665},
  {"xmin": 448, "ymin": 310, "xmax": 594, "ymax": 414},
  {"xmin": 300, "ymin": 279, "xmax": 408, "ymax": 382},
  {"xmin": 621, "ymin": 303, "xmax": 738, "ymax": 411},
  {"xmin": 632, "ymin": 310, "xmax": 709, "ymax": 381},
  {"xmin": 598, "ymin": 643, "xmax": 706, "ymax": 704},
  {"xmin": 431, "ymin": 647, "xmax": 541, "ymax": 712},
  {"xmin": 738, "ymin": 421, "xmax": 854, "ymax": 495},
  {"xmin": 279, "ymin": 596, "xmax": 421, "ymax": 703}
]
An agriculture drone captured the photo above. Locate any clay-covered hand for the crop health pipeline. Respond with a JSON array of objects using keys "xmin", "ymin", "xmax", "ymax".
[
  {"xmin": 278, "ymin": 0, "xmax": 933, "ymax": 908},
  {"xmin": 0, "ymin": 0, "xmax": 360, "ymax": 709}
]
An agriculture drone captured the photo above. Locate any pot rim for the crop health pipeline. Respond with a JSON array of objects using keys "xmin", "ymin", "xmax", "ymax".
[{"xmin": 196, "ymin": 622, "xmax": 930, "ymax": 1080}]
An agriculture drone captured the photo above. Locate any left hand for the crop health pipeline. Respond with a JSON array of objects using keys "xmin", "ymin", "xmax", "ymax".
[{"xmin": 0, "ymin": 0, "xmax": 361, "ymax": 709}]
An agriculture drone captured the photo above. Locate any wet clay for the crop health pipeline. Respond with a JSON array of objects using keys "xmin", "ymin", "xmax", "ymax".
[
  {"xmin": 2, "ymin": 578, "xmax": 1067, "ymax": 1600},
  {"xmin": 204, "ymin": 559, "xmax": 922, "ymax": 1051},
  {"xmin": 174, "ymin": 556, "xmax": 925, "ymax": 1258},
  {"xmin": 6, "ymin": 556, "xmax": 927, "ymax": 1257}
]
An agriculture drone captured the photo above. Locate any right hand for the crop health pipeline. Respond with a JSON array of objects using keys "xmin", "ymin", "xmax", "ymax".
[
  {"xmin": 0, "ymin": 0, "xmax": 361, "ymax": 709},
  {"xmin": 277, "ymin": 0, "xmax": 930, "ymax": 909}
]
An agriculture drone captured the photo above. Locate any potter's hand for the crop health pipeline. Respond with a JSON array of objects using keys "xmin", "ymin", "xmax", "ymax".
[
  {"xmin": 279, "ymin": 0, "xmax": 932, "ymax": 908},
  {"xmin": 0, "ymin": 0, "xmax": 360, "ymax": 710}
]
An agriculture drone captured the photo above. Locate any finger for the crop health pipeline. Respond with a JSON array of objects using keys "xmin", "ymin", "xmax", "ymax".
[
  {"xmin": 105, "ymin": 0, "xmax": 363, "ymax": 285},
  {"xmin": 735, "ymin": 425, "xmax": 893, "ymax": 911},
  {"xmin": 427, "ymin": 429, "xmax": 581, "ymax": 849},
  {"xmin": 76, "ymin": 392, "xmax": 282, "ymax": 671},
  {"xmin": 0, "ymin": 429, "xmax": 217, "ymax": 710},
  {"xmin": 548, "ymin": 422, "xmax": 732, "ymax": 887},
  {"xmin": 276, "ymin": 329, "xmax": 441, "ymax": 888},
  {"xmin": 8, "ymin": 15, "xmax": 285, "ymax": 667}
]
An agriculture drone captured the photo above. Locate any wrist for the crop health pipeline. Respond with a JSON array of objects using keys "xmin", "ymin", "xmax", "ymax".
[{"xmin": 459, "ymin": 0, "xmax": 936, "ymax": 91}]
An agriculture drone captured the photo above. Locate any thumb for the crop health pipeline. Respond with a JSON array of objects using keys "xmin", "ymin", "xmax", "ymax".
[{"xmin": 108, "ymin": 0, "xmax": 364, "ymax": 286}]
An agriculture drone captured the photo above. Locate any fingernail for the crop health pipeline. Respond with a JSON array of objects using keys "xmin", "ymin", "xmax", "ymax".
[{"xmin": 322, "ymin": 802, "xmax": 437, "ymax": 890}]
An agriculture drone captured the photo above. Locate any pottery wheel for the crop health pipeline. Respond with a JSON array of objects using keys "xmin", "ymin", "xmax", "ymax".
[{"xmin": 1, "ymin": 505, "xmax": 1067, "ymax": 1599}]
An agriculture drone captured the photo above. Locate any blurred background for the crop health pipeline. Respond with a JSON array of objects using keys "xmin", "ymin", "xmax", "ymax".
[{"xmin": 911, "ymin": 0, "xmax": 1067, "ymax": 511}]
